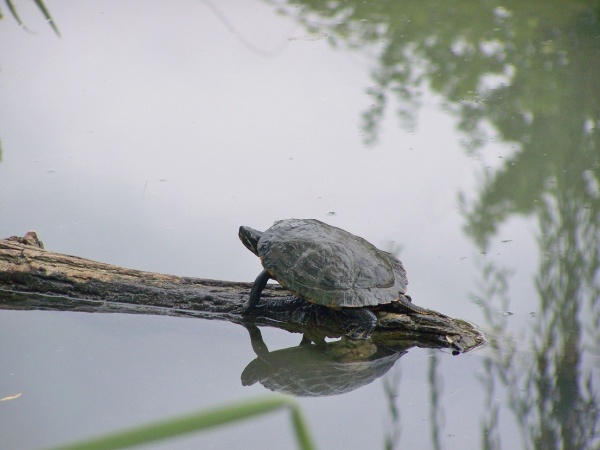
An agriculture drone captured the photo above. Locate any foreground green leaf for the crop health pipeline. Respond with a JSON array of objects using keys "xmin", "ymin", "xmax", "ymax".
[{"xmin": 52, "ymin": 395, "xmax": 316, "ymax": 450}]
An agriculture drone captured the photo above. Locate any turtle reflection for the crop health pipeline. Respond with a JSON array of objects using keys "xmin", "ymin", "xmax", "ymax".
[{"xmin": 241, "ymin": 324, "xmax": 410, "ymax": 397}]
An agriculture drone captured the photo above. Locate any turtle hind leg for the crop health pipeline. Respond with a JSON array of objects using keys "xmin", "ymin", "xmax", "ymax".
[
  {"xmin": 241, "ymin": 269, "xmax": 271, "ymax": 315},
  {"xmin": 342, "ymin": 308, "xmax": 377, "ymax": 339}
]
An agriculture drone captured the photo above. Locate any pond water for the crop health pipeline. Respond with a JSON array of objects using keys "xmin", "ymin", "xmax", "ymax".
[{"xmin": 0, "ymin": 1, "xmax": 598, "ymax": 449}]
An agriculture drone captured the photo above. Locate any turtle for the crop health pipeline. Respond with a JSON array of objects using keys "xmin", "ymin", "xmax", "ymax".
[
  {"xmin": 239, "ymin": 218, "xmax": 430, "ymax": 339},
  {"xmin": 241, "ymin": 324, "xmax": 408, "ymax": 396}
]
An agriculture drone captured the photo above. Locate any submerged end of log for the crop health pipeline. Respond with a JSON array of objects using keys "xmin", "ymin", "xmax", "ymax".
[{"xmin": 0, "ymin": 232, "xmax": 486, "ymax": 353}]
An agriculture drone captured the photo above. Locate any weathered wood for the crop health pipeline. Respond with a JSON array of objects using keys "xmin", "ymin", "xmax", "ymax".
[{"xmin": 0, "ymin": 232, "xmax": 486, "ymax": 352}]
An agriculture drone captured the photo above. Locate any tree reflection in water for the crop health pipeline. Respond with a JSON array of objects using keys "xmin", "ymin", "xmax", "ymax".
[{"xmin": 267, "ymin": 1, "xmax": 600, "ymax": 448}]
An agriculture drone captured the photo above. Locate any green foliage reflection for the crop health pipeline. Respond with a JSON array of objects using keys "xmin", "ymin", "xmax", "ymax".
[{"xmin": 269, "ymin": 1, "xmax": 600, "ymax": 448}]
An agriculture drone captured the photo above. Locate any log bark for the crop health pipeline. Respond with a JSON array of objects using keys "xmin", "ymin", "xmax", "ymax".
[{"xmin": 0, "ymin": 232, "xmax": 486, "ymax": 353}]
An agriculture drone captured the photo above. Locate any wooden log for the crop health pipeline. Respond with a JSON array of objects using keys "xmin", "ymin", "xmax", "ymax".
[{"xmin": 0, "ymin": 232, "xmax": 486, "ymax": 353}]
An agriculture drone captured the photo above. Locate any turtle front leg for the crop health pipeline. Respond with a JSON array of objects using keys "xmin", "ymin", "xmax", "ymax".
[
  {"xmin": 342, "ymin": 308, "xmax": 377, "ymax": 339},
  {"xmin": 241, "ymin": 269, "xmax": 271, "ymax": 315}
]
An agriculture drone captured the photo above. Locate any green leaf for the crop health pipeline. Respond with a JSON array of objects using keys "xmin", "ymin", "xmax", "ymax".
[
  {"xmin": 2, "ymin": 0, "xmax": 60, "ymax": 36},
  {"xmin": 52, "ymin": 395, "xmax": 316, "ymax": 450},
  {"xmin": 32, "ymin": 0, "xmax": 60, "ymax": 36},
  {"xmin": 3, "ymin": 0, "xmax": 25, "ymax": 29}
]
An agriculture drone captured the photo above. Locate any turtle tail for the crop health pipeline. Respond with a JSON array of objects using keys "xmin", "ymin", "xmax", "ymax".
[{"xmin": 391, "ymin": 294, "xmax": 431, "ymax": 315}]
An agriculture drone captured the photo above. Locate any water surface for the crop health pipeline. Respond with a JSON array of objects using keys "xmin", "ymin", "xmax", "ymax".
[{"xmin": 0, "ymin": 1, "xmax": 598, "ymax": 449}]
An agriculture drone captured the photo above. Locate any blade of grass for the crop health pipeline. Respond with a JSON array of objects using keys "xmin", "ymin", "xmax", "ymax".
[
  {"xmin": 52, "ymin": 395, "xmax": 316, "ymax": 450},
  {"xmin": 3, "ymin": 0, "xmax": 24, "ymax": 28},
  {"xmin": 2, "ymin": 0, "xmax": 59, "ymax": 36},
  {"xmin": 290, "ymin": 405, "xmax": 317, "ymax": 450},
  {"xmin": 32, "ymin": 0, "xmax": 59, "ymax": 36}
]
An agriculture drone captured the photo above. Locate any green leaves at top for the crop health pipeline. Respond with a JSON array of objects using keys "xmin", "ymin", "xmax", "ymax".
[{"xmin": 2, "ymin": 0, "xmax": 60, "ymax": 36}]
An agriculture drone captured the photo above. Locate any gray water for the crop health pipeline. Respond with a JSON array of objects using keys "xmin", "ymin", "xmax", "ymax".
[{"xmin": 0, "ymin": 2, "xmax": 598, "ymax": 449}]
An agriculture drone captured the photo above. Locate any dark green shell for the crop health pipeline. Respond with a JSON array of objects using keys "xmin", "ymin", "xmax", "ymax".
[{"xmin": 257, "ymin": 219, "xmax": 408, "ymax": 308}]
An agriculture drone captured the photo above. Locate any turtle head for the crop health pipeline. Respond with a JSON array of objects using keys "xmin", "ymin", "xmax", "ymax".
[{"xmin": 239, "ymin": 226, "xmax": 263, "ymax": 256}]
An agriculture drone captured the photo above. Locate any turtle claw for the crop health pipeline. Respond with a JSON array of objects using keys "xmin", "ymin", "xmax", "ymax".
[
  {"xmin": 342, "ymin": 309, "xmax": 377, "ymax": 339},
  {"xmin": 238, "ymin": 302, "xmax": 256, "ymax": 316},
  {"xmin": 344, "ymin": 325, "xmax": 372, "ymax": 340},
  {"xmin": 344, "ymin": 321, "xmax": 375, "ymax": 340}
]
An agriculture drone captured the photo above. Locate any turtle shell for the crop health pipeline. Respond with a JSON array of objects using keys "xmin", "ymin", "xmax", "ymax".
[
  {"xmin": 242, "ymin": 340, "xmax": 405, "ymax": 397},
  {"xmin": 257, "ymin": 219, "xmax": 408, "ymax": 308}
]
